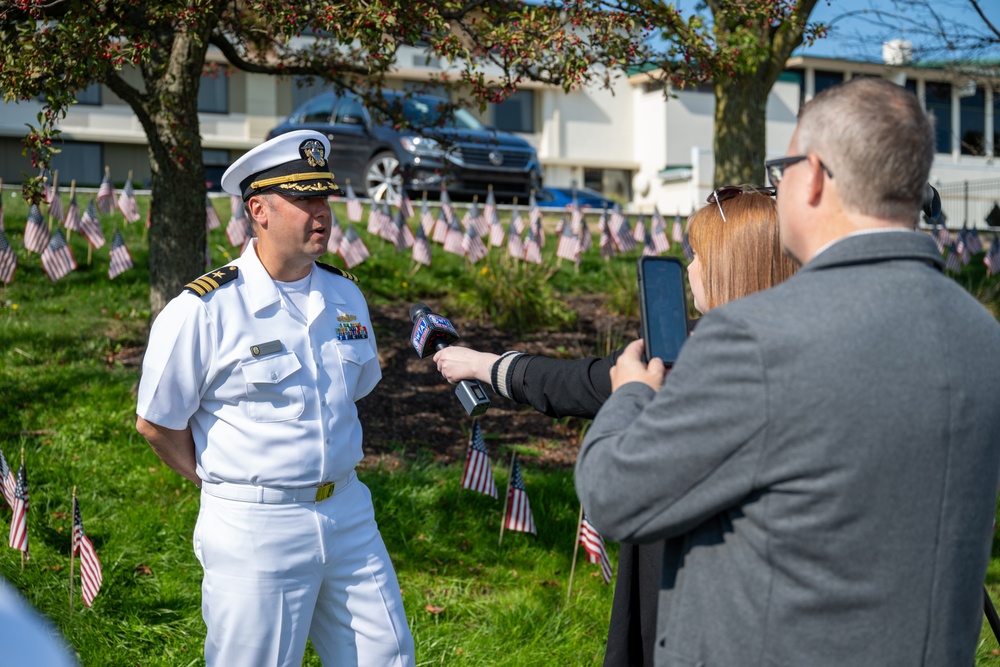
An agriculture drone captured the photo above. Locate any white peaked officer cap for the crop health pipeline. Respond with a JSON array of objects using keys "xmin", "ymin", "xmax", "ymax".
[{"xmin": 221, "ymin": 129, "xmax": 344, "ymax": 201}]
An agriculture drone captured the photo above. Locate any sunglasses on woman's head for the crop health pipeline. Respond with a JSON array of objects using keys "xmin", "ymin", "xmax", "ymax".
[{"xmin": 706, "ymin": 186, "xmax": 777, "ymax": 222}]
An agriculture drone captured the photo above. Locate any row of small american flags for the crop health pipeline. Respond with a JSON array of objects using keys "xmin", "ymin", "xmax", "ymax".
[
  {"xmin": 331, "ymin": 183, "xmax": 688, "ymax": 271},
  {"xmin": 0, "ymin": 169, "xmax": 135, "ymax": 284},
  {"xmin": 926, "ymin": 219, "xmax": 1000, "ymax": 276},
  {"xmin": 460, "ymin": 420, "xmax": 612, "ymax": 585},
  {"xmin": 0, "ymin": 447, "xmax": 102, "ymax": 609}
]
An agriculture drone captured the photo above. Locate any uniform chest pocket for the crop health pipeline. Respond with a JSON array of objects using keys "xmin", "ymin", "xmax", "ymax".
[{"xmin": 239, "ymin": 351, "xmax": 306, "ymax": 422}]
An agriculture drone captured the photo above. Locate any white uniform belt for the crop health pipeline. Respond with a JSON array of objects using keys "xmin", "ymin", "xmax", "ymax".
[{"xmin": 200, "ymin": 470, "xmax": 356, "ymax": 504}]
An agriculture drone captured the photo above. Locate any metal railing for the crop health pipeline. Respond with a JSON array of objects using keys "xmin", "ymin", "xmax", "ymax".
[{"xmin": 930, "ymin": 179, "xmax": 1000, "ymax": 230}]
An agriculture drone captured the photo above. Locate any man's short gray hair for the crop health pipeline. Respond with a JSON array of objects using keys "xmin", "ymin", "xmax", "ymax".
[{"xmin": 796, "ymin": 77, "xmax": 934, "ymax": 222}]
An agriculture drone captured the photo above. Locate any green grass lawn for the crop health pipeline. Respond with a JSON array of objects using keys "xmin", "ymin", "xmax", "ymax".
[{"xmin": 1, "ymin": 191, "xmax": 999, "ymax": 665}]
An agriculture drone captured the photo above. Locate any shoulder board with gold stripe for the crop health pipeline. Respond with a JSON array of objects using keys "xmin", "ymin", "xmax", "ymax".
[
  {"xmin": 183, "ymin": 265, "xmax": 239, "ymax": 297},
  {"xmin": 315, "ymin": 261, "xmax": 359, "ymax": 283}
]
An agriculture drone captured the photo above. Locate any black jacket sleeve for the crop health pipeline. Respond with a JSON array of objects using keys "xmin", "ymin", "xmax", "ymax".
[{"xmin": 491, "ymin": 345, "xmax": 626, "ymax": 419}]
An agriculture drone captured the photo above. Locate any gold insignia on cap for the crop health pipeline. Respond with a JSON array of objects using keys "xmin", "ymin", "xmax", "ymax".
[
  {"xmin": 337, "ymin": 313, "xmax": 358, "ymax": 322},
  {"xmin": 250, "ymin": 172, "xmax": 336, "ymax": 190},
  {"xmin": 300, "ymin": 139, "xmax": 327, "ymax": 168}
]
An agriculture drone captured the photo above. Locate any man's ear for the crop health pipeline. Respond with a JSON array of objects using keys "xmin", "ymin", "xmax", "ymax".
[
  {"xmin": 805, "ymin": 153, "xmax": 826, "ymax": 207},
  {"xmin": 247, "ymin": 195, "xmax": 268, "ymax": 229}
]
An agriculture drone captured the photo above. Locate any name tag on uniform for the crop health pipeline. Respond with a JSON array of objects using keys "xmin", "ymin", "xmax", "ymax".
[
  {"xmin": 250, "ymin": 340, "xmax": 283, "ymax": 357},
  {"xmin": 336, "ymin": 323, "xmax": 369, "ymax": 341}
]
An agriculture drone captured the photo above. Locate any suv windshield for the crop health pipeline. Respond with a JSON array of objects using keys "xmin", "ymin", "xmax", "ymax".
[{"xmin": 375, "ymin": 96, "xmax": 484, "ymax": 131}]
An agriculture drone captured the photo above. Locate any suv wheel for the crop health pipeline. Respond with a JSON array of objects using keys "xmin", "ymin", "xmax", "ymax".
[{"xmin": 364, "ymin": 152, "xmax": 403, "ymax": 204}]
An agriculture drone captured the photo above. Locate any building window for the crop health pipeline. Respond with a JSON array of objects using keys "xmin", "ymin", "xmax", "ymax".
[
  {"xmin": 198, "ymin": 67, "xmax": 229, "ymax": 114},
  {"xmin": 994, "ymin": 90, "xmax": 1000, "ymax": 157},
  {"xmin": 493, "ymin": 90, "xmax": 534, "ymax": 133},
  {"xmin": 925, "ymin": 82, "xmax": 953, "ymax": 154},
  {"xmin": 582, "ymin": 168, "xmax": 632, "ymax": 201},
  {"xmin": 959, "ymin": 86, "xmax": 986, "ymax": 155},
  {"xmin": 813, "ymin": 70, "xmax": 843, "ymax": 97},
  {"xmin": 75, "ymin": 82, "xmax": 101, "ymax": 106},
  {"xmin": 50, "ymin": 141, "xmax": 102, "ymax": 186}
]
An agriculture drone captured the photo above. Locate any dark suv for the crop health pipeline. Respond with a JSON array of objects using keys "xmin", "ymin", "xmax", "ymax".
[{"xmin": 266, "ymin": 90, "xmax": 542, "ymax": 202}]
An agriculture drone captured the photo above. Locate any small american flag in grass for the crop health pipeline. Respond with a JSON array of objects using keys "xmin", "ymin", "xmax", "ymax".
[
  {"xmin": 462, "ymin": 224, "xmax": 488, "ymax": 264},
  {"xmin": 339, "ymin": 224, "xmax": 369, "ymax": 269},
  {"xmin": 579, "ymin": 512, "xmax": 613, "ymax": 584},
  {"xmin": 440, "ymin": 187, "xmax": 454, "ymax": 221},
  {"xmin": 432, "ymin": 208, "xmax": 450, "ymax": 245},
  {"xmin": 503, "ymin": 456, "xmax": 536, "ymax": 535},
  {"xmin": 97, "ymin": 171, "xmax": 116, "ymax": 215},
  {"xmin": 73, "ymin": 497, "xmax": 103, "ymax": 608},
  {"xmin": 507, "ymin": 225, "xmax": 524, "ymax": 260},
  {"xmin": 108, "ymin": 230, "xmax": 134, "ymax": 279},
  {"xmin": 483, "ymin": 187, "xmax": 497, "ymax": 226},
  {"xmin": 23, "ymin": 204, "xmax": 50, "ymax": 254},
  {"xmin": 391, "ymin": 209, "xmax": 415, "ymax": 251},
  {"xmin": 460, "ymin": 421, "xmax": 497, "ymax": 499},
  {"xmin": 523, "ymin": 226, "xmax": 543, "ymax": 265},
  {"xmin": 395, "ymin": 191, "xmax": 414, "ymax": 220},
  {"xmin": 64, "ymin": 191, "xmax": 81, "ymax": 232},
  {"xmin": 79, "ymin": 198, "xmax": 106, "ymax": 250},
  {"xmin": 443, "ymin": 215, "xmax": 466, "ymax": 256},
  {"xmin": 420, "ymin": 193, "xmax": 436, "ymax": 237},
  {"xmin": 599, "ymin": 213, "xmax": 615, "ymax": 260},
  {"xmin": 556, "ymin": 220, "xmax": 580, "ymax": 263},
  {"xmin": 205, "ymin": 196, "xmax": 221, "ymax": 231},
  {"xmin": 0, "ymin": 229, "xmax": 16, "ymax": 285},
  {"xmin": 345, "ymin": 183, "xmax": 364, "ymax": 222},
  {"xmin": 8, "ymin": 461, "xmax": 28, "ymax": 558},
  {"xmin": 985, "ymin": 237, "xmax": 1000, "ymax": 277},
  {"xmin": 651, "ymin": 208, "xmax": 670, "ymax": 253},
  {"xmin": 327, "ymin": 206, "xmax": 344, "ymax": 253},
  {"xmin": 632, "ymin": 214, "xmax": 646, "ymax": 243},
  {"xmin": 682, "ymin": 233, "xmax": 694, "ymax": 261},
  {"xmin": 0, "ymin": 447, "xmax": 17, "ymax": 510},
  {"xmin": 226, "ymin": 195, "xmax": 249, "ymax": 247},
  {"xmin": 510, "ymin": 203, "xmax": 525, "ymax": 236},
  {"xmin": 41, "ymin": 229, "xmax": 76, "ymax": 281},
  {"xmin": 117, "ymin": 178, "xmax": 140, "ymax": 223},
  {"xmin": 488, "ymin": 209, "xmax": 505, "ymax": 247},
  {"xmin": 412, "ymin": 223, "xmax": 432, "ymax": 267}
]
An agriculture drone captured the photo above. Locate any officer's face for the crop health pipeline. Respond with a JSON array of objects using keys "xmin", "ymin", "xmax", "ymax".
[
  {"xmin": 257, "ymin": 193, "xmax": 331, "ymax": 261},
  {"xmin": 247, "ymin": 193, "xmax": 332, "ymax": 280}
]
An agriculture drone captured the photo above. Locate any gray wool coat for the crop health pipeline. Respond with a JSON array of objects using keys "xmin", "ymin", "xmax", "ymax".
[{"xmin": 577, "ymin": 230, "xmax": 1000, "ymax": 667}]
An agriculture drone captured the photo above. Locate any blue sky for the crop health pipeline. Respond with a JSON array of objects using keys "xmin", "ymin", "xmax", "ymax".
[
  {"xmin": 657, "ymin": 1, "xmax": 999, "ymax": 63},
  {"xmin": 794, "ymin": 0, "xmax": 1000, "ymax": 61}
]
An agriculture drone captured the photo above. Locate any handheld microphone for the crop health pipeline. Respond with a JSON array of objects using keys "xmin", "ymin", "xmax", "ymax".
[{"xmin": 409, "ymin": 302, "xmax": 491, "ymax": 417}]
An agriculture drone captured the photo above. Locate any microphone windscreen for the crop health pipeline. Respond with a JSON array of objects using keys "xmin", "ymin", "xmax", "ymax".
[{"xmin": 409, "ymin": 302, "xmax": 430, "ymax": 324}]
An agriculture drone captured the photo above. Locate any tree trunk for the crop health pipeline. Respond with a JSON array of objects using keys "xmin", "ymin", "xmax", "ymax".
[
  {"xmin": 119, "ymin": 28, "xmax": 215, "ymax": 319},
  {"xmin": 713, "ymin": 72, "xmax": 772, "ymax": 189}
]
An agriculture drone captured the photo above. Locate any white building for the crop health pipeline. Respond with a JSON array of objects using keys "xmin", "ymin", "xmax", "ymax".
[{"xmin": 2, "ymin": 46, "xmax": 998, "ymax": 226}]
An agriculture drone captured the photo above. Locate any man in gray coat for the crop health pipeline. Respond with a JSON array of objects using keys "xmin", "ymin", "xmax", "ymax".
[{"xmin": 576, "ymin": 76, "xmax": 1000, "ymax": 667}]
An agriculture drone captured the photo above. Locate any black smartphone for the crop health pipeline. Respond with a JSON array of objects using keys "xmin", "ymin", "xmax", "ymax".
[{"xmin": 637, "ymin": 256, "xmax": 689, "ymax": 366}]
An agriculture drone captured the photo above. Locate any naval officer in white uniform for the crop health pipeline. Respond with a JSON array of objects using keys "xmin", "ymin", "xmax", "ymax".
[{"xmin": 136, "ymin": 130, "xmax": 414, "ymax": 667}]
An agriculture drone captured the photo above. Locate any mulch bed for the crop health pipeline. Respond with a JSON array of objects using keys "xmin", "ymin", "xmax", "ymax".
[{"xmin": 357, "ymin": 294, "xmax": 638, "ymax": 471}]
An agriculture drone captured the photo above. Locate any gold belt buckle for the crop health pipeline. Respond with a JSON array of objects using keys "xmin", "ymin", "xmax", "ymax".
[{"xmin": 315, "ymin": 482, "xmax": 335, "ymax": 502}]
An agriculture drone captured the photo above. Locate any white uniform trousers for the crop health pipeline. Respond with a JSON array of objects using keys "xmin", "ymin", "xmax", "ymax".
[{"xmin": 193, "ymin": 475, "xmax": 414, "ymax": 666}]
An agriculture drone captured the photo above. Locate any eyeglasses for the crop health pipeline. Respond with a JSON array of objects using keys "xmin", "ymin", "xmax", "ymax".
[
  {"xmin": 764, "ymin": 155, "xmax": 834, "ymax": 187},
  {"xmin": 706, "ymin": 185, "xmax": 777, "ymax": 222}
]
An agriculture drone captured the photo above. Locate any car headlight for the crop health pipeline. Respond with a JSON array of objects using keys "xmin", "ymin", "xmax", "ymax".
[{"xmin": 400, "ymin": 136, "xmax": 444, "ymax": 157}]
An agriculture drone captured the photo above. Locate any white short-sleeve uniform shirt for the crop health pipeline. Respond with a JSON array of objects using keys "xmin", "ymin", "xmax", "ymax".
[{"xmin": 137, "ymin": 241, "xmax": 380, "ymax": 487}]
